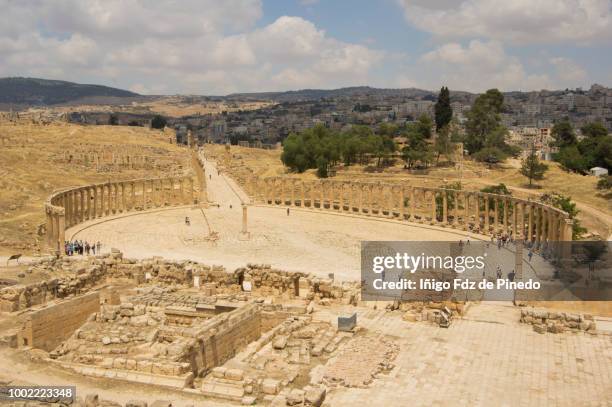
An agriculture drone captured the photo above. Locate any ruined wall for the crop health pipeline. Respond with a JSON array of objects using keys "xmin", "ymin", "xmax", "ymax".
[
  {"xmin": 193, "ymin": 304, "xmax": 262, "ymax": 375},
  {"xmin": 19, "ymin": 291, "xmax": 100, "ymax": 351}
]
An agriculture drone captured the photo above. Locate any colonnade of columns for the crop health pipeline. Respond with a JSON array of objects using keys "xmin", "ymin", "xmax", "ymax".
[
  {"xmin": 245, "ymin": 176, "xmax": 573, "ymax": 244},
  {"xmin": 45, "ymin": 176, "xmax": 197, "ymax": 253}
]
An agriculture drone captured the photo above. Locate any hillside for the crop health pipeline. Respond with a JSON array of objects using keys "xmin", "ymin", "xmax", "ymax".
[
  {"xmin": 0, "ymin": 77, "xmax": 140, "ymax": 107},
  {"xmin": 0, "ymin": 120, "xmax": 192, "ymax": 254}
]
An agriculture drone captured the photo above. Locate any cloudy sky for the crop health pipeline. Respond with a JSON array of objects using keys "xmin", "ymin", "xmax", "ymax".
[{"xmin": 1, "ymin": 0, "xmax": 610, "ymax": 94}]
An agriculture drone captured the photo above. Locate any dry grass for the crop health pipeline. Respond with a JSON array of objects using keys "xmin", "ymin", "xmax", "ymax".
[{"xmin": 0, "ymin": 120, "xmax": 192, "ymax": 254}]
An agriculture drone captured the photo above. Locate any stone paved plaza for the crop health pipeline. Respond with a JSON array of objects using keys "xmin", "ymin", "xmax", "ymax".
[{"xmin": 315, "ymin": 303, "xmax": 612, "ymax": 407}]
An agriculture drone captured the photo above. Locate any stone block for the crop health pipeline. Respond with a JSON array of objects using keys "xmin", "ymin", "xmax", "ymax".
[
  {"xmin": 212, "ymin": 366, "xmax": 227, "ymax": 379},
  {"xmin": 262, "ymin": 378, "xmax": 280, "ymax": 395},
  {"xmin": 272, "ymin": 335, "xmax": 288, "ymax": 350},
  {"xmin": 305, "ymin": 386, "xmax": 326, "ymax": 407},
  {"xmin": 241, "ymin": 396, "xmax": 256, "ymax": 405},
  {"xmin": 225, "ymin": 368, "xmax": 244, "ymax": 381},
  {"xmin": 287, "ymin": 389, "xmax": 305, "ymax": 406}
]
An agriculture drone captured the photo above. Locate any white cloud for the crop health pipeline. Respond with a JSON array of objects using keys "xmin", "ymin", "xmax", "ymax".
[
  {"xmin": 398, "ymin": 0, "xmax": 612, "ymax": 45},
  {"xmin": 410, "ymin": 40, "xmax": 589, "ymax": 92},
  {"xmin": 0, "ymin": 1, "xmax": 383, "ymax": 94}
]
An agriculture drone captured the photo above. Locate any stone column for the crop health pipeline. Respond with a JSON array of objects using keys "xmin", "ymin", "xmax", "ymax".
[
  {"xmin": 527, "ymin": 204, "xmax": 534, "ymax": 243},
  {"xmin": 121, "ymin": 183, "xmax": 126, "ymax": 212},
  {"xmin": 57, "ymin": 211, "xmax": 65, "ymax": 253},
  {"xmin": 387, "ymin": 185, "xmax": 393, "ymax": 218},
  {"xmin": 535, "ymin": 206, "xmax": 542, "ymax": 246},
  {"xmin": 399, "ymin": 186, "xmax": 405, "ymax": 221},
  {"xmin": 484, "ymin": 195, "xmax": 490, "ymax": 232},
  {"xmin": 368, "ymin": 184, "xmax": 374, "ymax": 216},
  {"xmin": 518, "ymin": 202, "xmax": 525, "ymax": 239},
  {"xmin": 93, "ymin": 186, "xmax": 98, "ymax": 218},
  {"xmin": 410, "ymin": 187, "xmax": 416, "ymax": 220},
  {"xmin": 319, "ymin": 182, "xmax": 325, "ymax": 210},
  {"xmin": 290, "ymin": 180, "xmax": 296, "ymax": 206},
  {"xmin": 239, "ymin": 204, "xmax": 250, "ymax": 240},
  {"xmin": 494, "ymin": 198, "xmax": 499, "ymax": 232},
  {"xmin": 464, "ymin": 193, "xmax": 470, "ymax": 230},
  {"xmin": 301, "ymin": 182, "xmax": 306, "ymax": 208},
  {"xmin": 189, "ymin": 177, "xmax": 196, "ymax": 204},
  {"xmin": 358, "ymin": 184, "xmax": 364, "ymax": 214},
  {"xmin": 107, "ymin": 183, "xmax": 112, "ymax": 215},
  {"xmin": 430, "ymin": 190, "xmax": 437, "ymax": 223},
  {"xmin": 453, "ymin": 192, "xmax": 459, "ymax": 227},
  {"xmin": 279, "ymin": 179, "xmax": 285, "ymax": 205},
  {"xmin": 503, "ymin": 199, "xmax": 509, "ymax": 233},
  {"xmin": 442, "ymin": 191, "xmax": 448, "ymax": 224},
  {"xmin": 142, "ymin": 180, "xmax": 147, "ymax": 209},
  {"xmin": 46, "ymin": 209, "xmax": 53, "ymax": 247}
]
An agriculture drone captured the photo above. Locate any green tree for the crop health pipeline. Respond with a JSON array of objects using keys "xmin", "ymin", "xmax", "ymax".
[
  {"xmin": 520, "ymin": 148, "xmax": 548, "ymax": 187},
  {"xmin": 580, "ymin": 122, "xmax": 608, "ymax": 139},
  {"xmin": 151, "ymin": 115, "xmax": 167, "ymax": 129},
  {"xmin": 434, "ymin": 86, "xmax": 452, "ymax": 131},
  {"xmin": 434, "ymin": 125, "xmax": 451, "ymax": 164},
  {"xmin": 465, "ymin": 89, "xmax": 505, "ymax": 154},
  {"xmin": 108, "ymin": 114, "xmax": 119, "ymax": 125},
  {"xmin": 541, "ymin": 193, "xmax": 586, "ymax": 239},
  {"xmin": 555, "ymin": 145, "xmax": 587, "ymax": 173},
  {"xmin": 316, "ymin": 156, "xmax": 328, "ymax": 178},
  {"xmin": 551, "ymin": 119, "xmax": 577, "ymax": 147}
]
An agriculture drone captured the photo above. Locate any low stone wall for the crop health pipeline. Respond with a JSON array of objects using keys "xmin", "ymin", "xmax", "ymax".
[
  {"xmin": 520, "ymin": 308, "xmax": 597, "ymax": 334},
  {"xmin": 0, "ymin": 261, "xmax": 106, "ymax": 312},
  {"xmin": 18, "ymin": 292, "xmax": 100, "ymax": 350}
]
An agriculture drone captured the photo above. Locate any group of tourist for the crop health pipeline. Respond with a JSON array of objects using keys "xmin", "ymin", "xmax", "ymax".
[{"xmin": 64, "ymin": 240, "xmax": 101, "ymax": 256}]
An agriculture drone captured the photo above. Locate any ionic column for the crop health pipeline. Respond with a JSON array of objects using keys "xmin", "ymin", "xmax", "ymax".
[
  {"xmin": 93, "ymin": 185, "xmax": 98, "ymax": 218},
  {"xmin": 484, "ymin": 195, "xmax": 490, "ymax": 232},
  {"xmin": 106, "ymin": 184, "xmax": 112, "ymax": 215},
  {"xmin": 494, "ymin": 198, "xmax": 499, "ymax": 232},
  {"xmin": 368, "ymin": 185, "xmax": 374, "ymax": 216},
  {"xmin": 46, "ymin": 210, "xmax": 53, "ymax": 247},
  {"xmin": 159, "ymin": 179, "xmax": 165, "ymax": 207},
  {"xmin": 57, "ymin": 211, "xmax": 65, "ymax": 253},
  {"xmin": 358, "ymin": 184, "xmax": 364, "ymax": 214},
  {"xmin": 301, "ymin": 182, "xmax": 305, "ymax": 208},
  {"xmin": 442, "ymin": 191, "xmax": 448, "ymax": 224},
  {"xmin": 518, "ymin": 202, "xmax": 525, "ymax": 239},
  {"xmin": 121, "ymin": 183, "xmax": 126, "ymax": 212},
  {"xmin": 453, "ymin": 192, "xmax": 459, "ymax": 226},
  {"xmin": 290, "ymin": 180, "xmax": 296, "ymax": 206},
  {"xmin": 410, "ymin": 187, "xmax": 416, "ymax": 220},
  {"xmin": 320, "ymin": 182, "xmax": 325, "ymax": 210},
  {"xmin": 130, "ymin": 182, "xmax": 136, "ymax": 210},
  {"xmin": 399, "ymin": 186, "xmax": 405, "ymax": 220},
  {"xmin": 535, "ymin": 206, "xmax": 542, "ymax": 245},
  {"xmin": 503, "ymin": 199, "xmax": 508, "ymax": 233},
  {"xmin": 279, "ymin": 179, "xmax": 285, "ymax": 205},
  {"xmin": 464, "ymin": 193, "xmax": 470, "ymax": 230},
  {"xmin": 430, "ymin": 190, "xmax": 437, "ymax": 223},
  {"xmin": 527, "ymin": 204, "xmax": 534, "ymax": 243},
  {"xmin": 340, "ymin": 183, "xmax": 346, "ymax": 212}
]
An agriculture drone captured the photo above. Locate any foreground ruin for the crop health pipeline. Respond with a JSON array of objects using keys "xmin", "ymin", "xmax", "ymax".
[{"xmin": 1, "ymin": 251, "xmax": 610, "ymax": 406}]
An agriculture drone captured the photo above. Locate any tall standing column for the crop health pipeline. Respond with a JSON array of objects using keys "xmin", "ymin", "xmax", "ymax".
[
  {"xmin": 368, "ymin": 185, "xmax": 374, "ymax": 216},
  {"xmin": 399, "ymin": 187, "xmax": 405, "ymax": 220},
  {"xmin": 46, "ymin": 209, "xmax": 53, "ymax": 247},
  {"xmin": 142, "ymin": 180, "xmax": 148, "ymax": 209},
  {"xmin": 93, "ymin": 186, "xmax": 98, "ymax": 218},
  {"xmin": 442, "ymin": 191, "xmax": 448, "ymax": 224},
  {"xmin": 57, "ymin": 211, "xmax": 65, "ymax": 254},
  {"xmin": 527, "ymin": 204, "xmax": 534, "ymax": 243},
  {"xmin": 464, "ymin": 193, "xmax": 470, "ymax": 230},
  {"xmin": 494, "ymin": 198, "xmax": 499, "ymax": 232},
  {"xmin": 484, "ymin": 195, "xmax": 490, "ymax": 232},
  {"xmin": 518, "ymin": 202, "xmax": 525, "ymax": 239},
  {"xmin": 453, "ymin": 192, "xmax": 459, "ymax": 227},
  {"xmin": 301, "ymin": 182, "xmax": 306, "ymax": 208},
  {"xmin": 503, "ymin": 199, "xmax": 509, "ymax": 233},
  {"xmin": 430, "ymin": 190, "xmax": 437, "ymax": 223},
  {"xmin": 107, "ymin": 184, "xmax": 112, "ymax": 215},
  {"xmin": 121, "ymin": 183, "xmax": 126, "ymax": 212}
]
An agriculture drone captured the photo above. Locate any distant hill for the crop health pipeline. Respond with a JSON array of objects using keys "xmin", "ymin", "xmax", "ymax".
[
  {"xmin": 226, "ymin": 86, "xmax": 475, "ymax": 102},
  {"xmin": 0, "ymin": 77, "xmax": 140, "ymax": 107}
]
